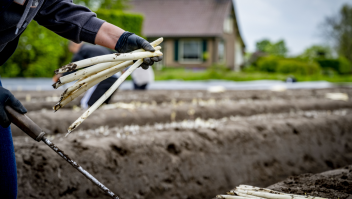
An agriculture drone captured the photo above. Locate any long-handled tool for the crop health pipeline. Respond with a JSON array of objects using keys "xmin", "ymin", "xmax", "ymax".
[{"xmin": 5, "ymin": 105, "xmax": 119, "ymax": 199}]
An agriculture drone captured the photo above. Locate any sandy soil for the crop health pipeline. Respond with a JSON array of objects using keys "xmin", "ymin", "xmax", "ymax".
[
  {"xmin": 268, "ymin": 165, "xmax": 352, "ymax": 199},
  {"xmin": 11, "ymin": 88, "xmax": 352, "ymax": 199}
]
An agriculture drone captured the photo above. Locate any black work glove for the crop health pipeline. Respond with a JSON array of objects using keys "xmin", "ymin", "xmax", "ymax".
[
  {"xmin": 0, "ymin": 86, "xmax": 27, "ymax": 128},
  {"xmin": 115, "ymin": 31, "xmax": 163, "ymax": 70}
]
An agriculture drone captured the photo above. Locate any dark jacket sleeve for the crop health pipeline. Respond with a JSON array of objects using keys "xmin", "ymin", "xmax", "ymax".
[{"xmin": 34, "ymin": 0, "xmax": 105, "ymax": 44}]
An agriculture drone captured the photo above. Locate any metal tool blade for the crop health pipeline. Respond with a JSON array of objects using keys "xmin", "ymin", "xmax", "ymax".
[{"xmin": 41, "ymin": 136, "xmax": 119, "ymax": 199}]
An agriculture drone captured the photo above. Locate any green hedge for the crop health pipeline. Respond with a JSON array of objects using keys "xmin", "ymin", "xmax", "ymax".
[
  {"xmin": 316, "ymin": 57, "xmax": 352, "ymax": 75},
  {"xmin": 96, "ymin": 9, "xmax": 143, "ymax": 36},
  {"xmin": 1, "ymin": 9, "xmax": 144, "ymax": 77},
  {"xmin": 257, "ymin": 56, "xmax": 321, "ymax": 75},
  {"xmin": 257, "ymin": 56, "xmax": 279, "ymax": 73},
  {"xmin": 276, "ymin": 60, "xmax": 320, "ymax": 75}
]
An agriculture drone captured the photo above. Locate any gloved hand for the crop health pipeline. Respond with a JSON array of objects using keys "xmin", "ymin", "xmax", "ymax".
[
  {"xmin": 115, "ymin": 31, "xmax": 163, "ymax": 70},
  {"xmin": 0, "ymin": 87, "xmax": 27, "ymax": 128}
]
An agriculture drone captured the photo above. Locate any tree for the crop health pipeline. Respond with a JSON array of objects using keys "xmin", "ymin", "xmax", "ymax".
[
  {"xmin": 1, "ymin": 22, "xmax": 71, "ymax": 77},
  {"xmin": 322, "ymin": 4, "xmax": 352, "ymax": 63},
  {"xmin": 255, "ymin": 39, "xmax": 288, "ymax": 57},
  {"xmin": 299, "ymin": 45, "xmax": 332, "ymax": 61}
]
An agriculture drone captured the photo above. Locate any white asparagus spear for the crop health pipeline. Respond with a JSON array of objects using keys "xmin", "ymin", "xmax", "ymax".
[
  {"xmin": 66, "ymin": 59, "xmax": 144, "ymax": 135},
  {"xmin": 55, "ymin": 48, "xmax": 161, "ymax": 110},
  {"xmin": 54, "ymin": 45, "xmax": 162, "ymax": 89},
  {"xmin": 56, "ymin": 51, "xmax": 160, "ymax": 74},
  {"xmin": 54, "ymin": 77, "xmax": 101, "ymax": 111},
  {"xmin": 235, "ymin": 186, "xmax": 284, "ymax": 195},
  {"xmin": 53, "ymin": 59, "xmax": 129, "ymax": 111},
  {"xmin": 234, "ymin": 192, "xmax": 267, "ymax": 199},
  {"xmin": 58, "ymin": 48, "xmax": 161, "ymax": 101},
  {"xmin": 238, "ymin": 185, "xmax": 279, "ymax": 191},
  {"xmin": 55, "ymin": 76, "xmax": 87, "ymax": 102},
  {"xmin": 217, "ymin": 195, "xmax": 261, "ymax": 199},
  {"xmin": 55, "ymin": 38, "xmax": 163, "ymax": 74},
  {"xmin": 59, "ymin": 60, "xmax": 133, "ymax": 101},
  {"xmin": 238, "ymin": 185, "xmax": 260, "ymax": 189},
  {"xmin": 53, "ymin": 62, "xmax": 118, "ymax": 89},
  {"xmin": 234, "ymin": 190, "xmax": 326, "ymax": 199},
  {"xmin": 53, "ymin": 38, "xmax": 163, "ymax": 88}
]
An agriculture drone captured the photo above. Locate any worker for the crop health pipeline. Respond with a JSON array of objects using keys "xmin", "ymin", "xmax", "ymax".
[
  {"xmin": 285, "ymin": 76, "xmax": 297, "ymax": 83},
  {"xmin": 53, "ymin": 42, "xmax": 121, "ymax": 109},
  {"xmin": 131, "ymin": 66, "xmax": 155, "ymax": 90},
  {"xmin": 0, "ymin": 0, "xmax": 162, "ymax": 198}
]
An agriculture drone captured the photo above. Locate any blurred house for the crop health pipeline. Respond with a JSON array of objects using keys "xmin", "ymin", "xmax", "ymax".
[{"xmin": 129, "ymin": 0, "xmax": 246, "ymax": 71}]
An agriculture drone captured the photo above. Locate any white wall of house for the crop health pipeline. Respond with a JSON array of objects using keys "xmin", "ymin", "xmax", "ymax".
[{"xmin": 234, "ymin": 37, "xmax": 244, "ymax": 71}]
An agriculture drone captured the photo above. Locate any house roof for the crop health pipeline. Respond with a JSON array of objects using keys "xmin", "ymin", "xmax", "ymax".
[{"xmin": 129, "ymin": 0, "xmax": 234, "ymax": 37}]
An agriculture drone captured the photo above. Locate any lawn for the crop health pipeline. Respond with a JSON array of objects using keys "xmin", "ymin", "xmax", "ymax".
[{"xmin": 154, "ymin": 67, "xmax": 352, "ymax": 83}]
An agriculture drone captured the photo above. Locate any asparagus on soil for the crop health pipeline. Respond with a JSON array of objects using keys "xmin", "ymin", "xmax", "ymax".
[
  {"xmin": 234, "ymin": 190, "xmax": 311, "ymax": 199},
  {"xmin": 216, "ymin": 185, "xmax": 327, "ymax": 199},
  {"xmin": 234, "ymin": 185, "xmax": 325, "ymax": 199},
  {"xmin": 66, "ymin": 59, "xmax": 145, "ymax": 136}
]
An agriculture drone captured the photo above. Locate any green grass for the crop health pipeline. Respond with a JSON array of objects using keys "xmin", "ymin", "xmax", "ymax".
[{"xmin": 154, "ymin": 67, "xmax": 352, "ymax": 83}]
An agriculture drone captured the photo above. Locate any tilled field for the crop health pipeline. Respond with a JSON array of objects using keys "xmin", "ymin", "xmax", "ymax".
[
  {"xmin": 12, "ymin": 88, "xmax": 352, "ymax": 199},
  {"xmin": 11, "ymin": 88, "xmax": 352, "ymax": 136}
]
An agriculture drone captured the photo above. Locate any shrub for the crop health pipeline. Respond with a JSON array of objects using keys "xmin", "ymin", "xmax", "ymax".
[
  {"xmin": 337, "ymin": 57, "xmax": 352, "ymax": 74},
  {"xmin": 299, "ymin": 45, "xmax": 332, "ymax": 61},
  {"xmin": 316, "ymin": 59, "xmax": 340, "ymax": 71},
  {"xmin": 96, "ymin": 9, "xmax": 143, "ymax": 36},
  {"xmin": 257, "ymin": 56, "xmax": 280, "ymax": 73},
  {"xmin": 316, "ymin": 57, "xmax": 352, "ymax": 75},
  {"xmin": 256, "ymin": 56, "xmax": 321, "ymax": 75},
  {"xmin": 276, "ymin": 60, "xmax": 321, "ymax": 75}
]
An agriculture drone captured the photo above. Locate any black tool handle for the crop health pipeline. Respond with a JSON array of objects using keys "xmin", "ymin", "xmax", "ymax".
[{"xmin": 5, "ymin": 106, "xmax": 46, "ymax": 142}]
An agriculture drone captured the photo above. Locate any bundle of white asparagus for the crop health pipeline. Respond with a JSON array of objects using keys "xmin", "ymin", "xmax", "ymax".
[
  {"xmin": 216, "ymin": 185, "xmax": 327, "ymax": 199},
  {"xmin": 52, "ymin": 38, "xmax": 164, "ymax": 136}
]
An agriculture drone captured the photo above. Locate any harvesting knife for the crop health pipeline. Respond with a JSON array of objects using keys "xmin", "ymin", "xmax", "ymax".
[{"xmin": 5, "ymin": 106, "xmax": 119, "ymax": 199}]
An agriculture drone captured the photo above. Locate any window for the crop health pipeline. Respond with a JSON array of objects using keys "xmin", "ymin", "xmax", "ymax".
[
  {"xmin": 179, "ymin": 40, "xmax": 202, "ymax": 63},
  {"xmin": 223, "ymin": 17, "xmax": 233, "ymax": 33},
  {"xmin": 218, "ymin": 40, "xmax": 226, "ymax": 63}
]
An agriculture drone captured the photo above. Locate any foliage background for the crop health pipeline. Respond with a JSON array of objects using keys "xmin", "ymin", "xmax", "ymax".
[
  {"xmin": 1, "ymin": 1, "xmax": 351, "ymax": 82},
  {"xmin": 1, "ymin": 23, "xmax": 69, "ymax": 77},
  {"xmin": 322, "ymin": 4, "xmax": 352, "ymax": 64}
]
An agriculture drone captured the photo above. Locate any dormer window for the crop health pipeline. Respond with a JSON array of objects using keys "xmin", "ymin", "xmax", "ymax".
[{"xmin": 223, "ymin": 16, "xmax": 233, "ymax": 33}]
